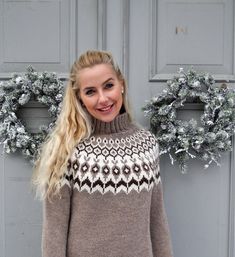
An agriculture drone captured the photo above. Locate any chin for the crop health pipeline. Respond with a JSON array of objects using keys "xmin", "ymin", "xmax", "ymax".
[{"xmin": 94, "ymin": 111, "xmax": 119, "ymax": 122}]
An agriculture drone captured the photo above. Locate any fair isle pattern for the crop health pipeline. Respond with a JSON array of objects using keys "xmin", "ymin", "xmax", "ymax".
[{"xmin": 63, "ymin": 128, "xmax": 161, "ymax": 195}]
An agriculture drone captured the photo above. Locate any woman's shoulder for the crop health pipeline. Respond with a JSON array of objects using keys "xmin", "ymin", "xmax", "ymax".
[
  {"xmin": 129, "ymin": 122, "xmax": 159, "ymax": 154},
  {"xmin": 132, "ymin": 122, "xmax": 159, "ymax": 142},
  {"xmin": 71, "ymin": 121, "xmax": 159, "ymax": 156}
]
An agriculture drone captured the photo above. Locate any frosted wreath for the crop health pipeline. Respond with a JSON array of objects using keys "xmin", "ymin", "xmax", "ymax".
[
  {"xmin": 143, "ymin": 68, "xmax": 235, "ymax": 173},
  {"xmin": 0, "ymin": 66, "xmax": 64, "ymax": 162}
]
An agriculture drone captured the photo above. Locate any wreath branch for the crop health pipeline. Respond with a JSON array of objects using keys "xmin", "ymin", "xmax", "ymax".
[
  {"xmin": 0, "ymin": 66, "xmax": 64, "ymax": 163},
  {"xmin": 143, "ymin": 68, "xmax": 235, "ymax": 173}
]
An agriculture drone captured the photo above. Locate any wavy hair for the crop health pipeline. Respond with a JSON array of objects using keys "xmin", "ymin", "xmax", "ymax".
[{"xmin": 32, "ymin": 50, "xmax": 132, "ymax": 199}]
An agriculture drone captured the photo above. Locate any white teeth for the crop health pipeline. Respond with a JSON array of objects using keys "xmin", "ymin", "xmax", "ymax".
[{"xmin": 99, "ymin": 105, "xmax": 112, "ymax": 111}]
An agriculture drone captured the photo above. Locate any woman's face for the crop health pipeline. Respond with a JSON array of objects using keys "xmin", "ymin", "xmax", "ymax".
[{"xmin": 78, "ymin": 64, "xmax": 124, "ymax": 122}]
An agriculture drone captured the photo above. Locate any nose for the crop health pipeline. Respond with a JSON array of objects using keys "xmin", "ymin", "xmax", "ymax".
[{"xmin": 98, "ymin": 91, "xmax": 109, "ymax": 105}]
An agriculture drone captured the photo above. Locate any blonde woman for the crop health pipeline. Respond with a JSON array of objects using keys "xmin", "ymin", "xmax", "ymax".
[{"xmin": 32, "ymin": 50, "xmax": 173, "ymax": 257}]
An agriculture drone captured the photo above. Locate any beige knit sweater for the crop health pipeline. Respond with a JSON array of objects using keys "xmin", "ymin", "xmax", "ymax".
[{"xmin": 42, "ymin": 113, "xmax": 173, "ymax": 257}]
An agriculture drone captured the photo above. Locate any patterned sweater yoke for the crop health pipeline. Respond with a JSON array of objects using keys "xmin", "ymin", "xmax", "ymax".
[
  {"xmin": 42, "ymin": 113, "xmax": 174, "ymax": 257},
  {"xmin": 64, "ymin": 113, "xmax": 160, "ymax": 195}
]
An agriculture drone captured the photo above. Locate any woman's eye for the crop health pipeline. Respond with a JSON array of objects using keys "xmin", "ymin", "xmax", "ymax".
[
  {"xmin": 85, "ymin": 89, "xmax": 95, "ymax": 96},
  {"xmin": 105, "ymin": 83, "xmax": 114, "ymax": 89}
]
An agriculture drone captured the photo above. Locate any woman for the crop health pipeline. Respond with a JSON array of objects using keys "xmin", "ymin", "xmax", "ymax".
[{"xmin": 33, "ymin": 50, "xmax": 173, "ymax": 257}]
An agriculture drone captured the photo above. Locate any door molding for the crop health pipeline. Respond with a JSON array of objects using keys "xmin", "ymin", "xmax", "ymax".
[
  {"xmin": 98, "ymin": 0, "xmax": 107, "ymax": 50},
  {"xmin": 229, "ymin": 136, "xmax": 235, "ymax": 257},
  {"xmin": 149, "ymin": 0, "xmax": 235, "ymax": 82},
  {"xmin": 0, "ymin": 151, "xmax": 5, "ymax": 257}
]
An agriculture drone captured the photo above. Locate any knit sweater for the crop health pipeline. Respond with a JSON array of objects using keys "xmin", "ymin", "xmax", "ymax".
[{"xmin": 42, "ymin": 113, "xmax": 173, "ymax": 257}]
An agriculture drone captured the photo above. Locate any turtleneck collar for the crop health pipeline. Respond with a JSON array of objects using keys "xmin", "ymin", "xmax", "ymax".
[{"xmin": 92, "ymin": 112, "xmax": 131, "ymax": 135}]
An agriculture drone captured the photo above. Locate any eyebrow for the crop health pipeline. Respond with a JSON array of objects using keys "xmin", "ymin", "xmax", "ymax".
[{"xmin": 82, "ymin": 78, "xmax": 114, "ymax": 91}]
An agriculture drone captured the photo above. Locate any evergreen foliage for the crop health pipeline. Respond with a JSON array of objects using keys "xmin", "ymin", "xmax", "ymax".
[
  {"xmin": 0, "ymin": 66, "xmax": 64, "ymax": 162},
  {"xmin": 143, "ymin": 68, "xmax": 235, "ymax": 172}
]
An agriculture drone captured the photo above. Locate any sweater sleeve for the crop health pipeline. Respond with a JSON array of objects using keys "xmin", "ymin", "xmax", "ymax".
[
  {"xmin": 150, "ymin": 181, "xmax": 173, "ymax": 257},
  {"xmin": 42, "ymin": 177, "xmax": 72, "ymax": 257},
  {"xmin": 150, "ymin": 141, "xmax": 173, "ymax": 257}
]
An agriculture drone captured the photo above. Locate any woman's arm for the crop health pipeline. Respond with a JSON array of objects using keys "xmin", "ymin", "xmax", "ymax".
[
  {"xmin": 42, "ymin": 184, "xmax": 72, "ymax": 257},
  {"xmin": 150, "ymin": 181, "xmax": 174, "ymax": 257}
]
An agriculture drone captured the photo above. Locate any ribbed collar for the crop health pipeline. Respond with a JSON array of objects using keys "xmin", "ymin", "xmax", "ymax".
[{"xmin": 92, "ymin": 112, "xmax": 131, "ymax": 135}]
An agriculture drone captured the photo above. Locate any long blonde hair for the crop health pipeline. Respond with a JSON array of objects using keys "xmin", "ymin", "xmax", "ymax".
[{"xmin": 32, "ymin": 50, "xmax": 131, "ymax": 199}]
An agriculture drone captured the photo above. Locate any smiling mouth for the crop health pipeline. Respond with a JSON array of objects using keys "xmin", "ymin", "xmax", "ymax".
[{"xmin": 97, "ymin": 104, "xmax": 114, "ymax": 112}]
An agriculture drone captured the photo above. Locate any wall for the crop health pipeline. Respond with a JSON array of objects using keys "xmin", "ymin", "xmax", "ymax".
[{"xmin": 0, "ymin": 0, "xmax": 235, "ymax": 256}]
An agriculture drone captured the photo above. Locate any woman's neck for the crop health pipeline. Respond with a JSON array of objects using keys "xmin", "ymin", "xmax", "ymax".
[{"xmin": 92, "ymin": 112, "xmax": 131, "ymax": 135}]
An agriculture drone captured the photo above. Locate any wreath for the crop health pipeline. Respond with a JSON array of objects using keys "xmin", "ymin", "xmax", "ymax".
[
  {"xmin": 0, "ymin": 66, "xmax": 64, "ymax": 162},
  {"xmin": 143, "ymin": 68, "xmax": 235, "ymax": 173}
]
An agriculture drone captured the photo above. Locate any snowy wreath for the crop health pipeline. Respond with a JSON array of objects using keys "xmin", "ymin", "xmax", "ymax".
[
  {"xmin": 143, "ymin": 68, "xmax": 235, "ymax": 173},
  {"xmin": 0, "ymin": 66, "xmax": 64, "ymax": 162}
]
